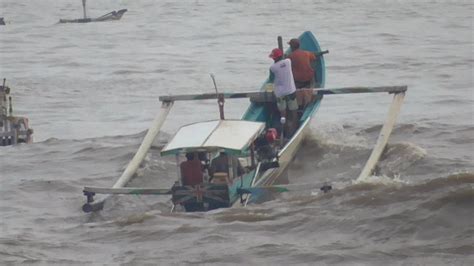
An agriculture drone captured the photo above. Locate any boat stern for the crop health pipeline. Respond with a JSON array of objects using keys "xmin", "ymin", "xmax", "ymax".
[{"xmin": 172, "ymin": 183, "xmax": 230, "ymax": 212}]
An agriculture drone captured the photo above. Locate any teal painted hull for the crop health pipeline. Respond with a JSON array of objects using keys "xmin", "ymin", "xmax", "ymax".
[
  {"xmin": 243, "ymin": 31, "xmax": 325, "ymax": 122},
  {"xmin": 229, "ymin": 31, "xmax": 327, "ymax": 204}
]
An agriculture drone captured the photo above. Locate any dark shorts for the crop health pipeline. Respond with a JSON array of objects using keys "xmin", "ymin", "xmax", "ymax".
[
  {"xmin": 276, "ymin": 92, "xmax": 298, "ymax": 112},
  {"xmin": 295, "ymin": 80, "xmax": 311, "ymax": 89}
]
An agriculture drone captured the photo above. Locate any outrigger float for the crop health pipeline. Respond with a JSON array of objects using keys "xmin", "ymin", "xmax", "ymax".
[
  {"xmin": 59, "ymin": 0, "xmax": 126, "ymax": 24},
  {"xmin": 82, "ymin": 31, "xmax": 407, "ymax": 213},
  {"xmin": 0, "ymin": 79, "xmax": 33, "ymax": 146}
]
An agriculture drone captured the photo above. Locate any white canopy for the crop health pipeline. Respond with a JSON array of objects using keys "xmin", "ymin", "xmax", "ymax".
[{"xmin": 161, "ymin": 120, "xmax": 265, "ymax": 156}]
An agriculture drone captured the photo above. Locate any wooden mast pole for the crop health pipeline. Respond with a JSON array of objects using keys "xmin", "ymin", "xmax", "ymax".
[
  {"xmin": 210, "ymin": 74, "xmax": 224, "ymax": 120},
  {"xmin": 82, "ymin": 0, "xmax": 87, "ymax": 19}
]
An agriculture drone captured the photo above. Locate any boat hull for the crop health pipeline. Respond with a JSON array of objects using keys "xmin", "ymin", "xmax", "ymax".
[
  {"xmin": 236, "ymin": 31, "xmax": 326, "ymax": 204},
  {"xmin": 59, "ymin": 9, "xmax": 127, "ymax": 24},
  {"xmin": 171, "ymin": 184, "xmax": 230, "ymax": 212},
  {"xmin": 168, "ymin": 31, "xmax": 326, "ymax": 210}
]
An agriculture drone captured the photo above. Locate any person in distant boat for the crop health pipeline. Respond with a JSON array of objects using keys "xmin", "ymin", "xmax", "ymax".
[
  {"xmin": 180, "ymin": 152, "xmax": 204, "ymax": 186},
  {"xmin": 268, "ymin": 48, "xmax": 298, "ymax": 137},
  {"xmin": 208, "ymin": 152, "xmax": 245, "ymax": 183},
  {"xmin": 286, "ymin": 38, "xmax": 317, "ymax": 107}
]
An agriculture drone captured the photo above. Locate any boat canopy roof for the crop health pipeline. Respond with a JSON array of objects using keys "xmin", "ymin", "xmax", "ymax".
[{"xmin": 161, "ymin": 120, "xmax": 265, "ymax": 157}]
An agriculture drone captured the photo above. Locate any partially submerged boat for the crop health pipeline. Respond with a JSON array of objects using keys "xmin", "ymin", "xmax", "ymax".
[
  {"xmin": 82, "ymin": 31, "xmax": 407, "ymax": 213},
  {"xmin": 0, "ymin": 79, "xmax": 33, "ymax": 146},
  {"xmin": 59, "ymin": 0, "xmax": 126, "ymax": 24}
]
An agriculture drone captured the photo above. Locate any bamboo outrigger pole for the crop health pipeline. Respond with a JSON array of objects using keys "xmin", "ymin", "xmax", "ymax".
[
  {"xmin": 357, "ymin": 92, "xmax": 406, "ymax": 179},
  {"xmin": 82, "ymin": 101, "xmax": 174, "ymax": 212},
  {"xmin": 158, "ymin": 86, "xmax": 407, "ymax": 102}
]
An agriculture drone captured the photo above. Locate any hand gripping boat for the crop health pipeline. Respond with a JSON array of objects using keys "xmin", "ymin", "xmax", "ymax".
[{"xmin": 82, "ymin": 31, "xmax": 407, "ymax": 213}]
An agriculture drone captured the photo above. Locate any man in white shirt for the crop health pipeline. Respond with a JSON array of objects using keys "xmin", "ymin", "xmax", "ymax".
[{"xmin": 269, "ymin": 48, "xmax": 298, "ymax": 138}]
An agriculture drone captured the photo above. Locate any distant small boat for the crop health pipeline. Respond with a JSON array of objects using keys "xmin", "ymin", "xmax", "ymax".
[
  {"xmin": 59, "ymin": 9, "xmax": 127, "ymax": 24},
  {"xmin": 58, "ymin": 0, "xmax": 126, "ymax": 24},
  {"xmin": 0, "ymin": 17, "xmax": 5, "ymax": 25},
  {"xmin": 1, "ymin": 79, "xmax": 33, "ymax": 146}
]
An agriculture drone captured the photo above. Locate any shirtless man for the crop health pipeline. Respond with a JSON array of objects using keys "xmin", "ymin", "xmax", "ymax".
[{"xmin": 286, "ymin": 38, "xmax": 318, "ymax": 107}]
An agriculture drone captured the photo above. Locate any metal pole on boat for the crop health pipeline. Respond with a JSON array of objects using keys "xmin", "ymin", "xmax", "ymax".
[
  {"xmin": 277, "ymin": 36, "xmax": 283, "ymax": 54},
  {"xmin": 82, "ymin": 0, "xmax": 87, "ymax": 19},
  {"xmin": 1, "ymin": 78, "xmax": 6, "ymax": 116},
  {"xmin": 277, "ymin": 35, "xmax": 287, "ymax": 145},
  {"xmin": 176, "ymin": 154, "xmax": 181, "ymax": 185},
  {"xmin": 210, "ymin": 74, "xmax": 225, "ymax": 120},
  {"xmin": 280, "ymin": 117, "xmax": 286, "ymax": 147},
  {"xmin": 8, "ymin": 97, "xmax": 12, "ymax": 116}
]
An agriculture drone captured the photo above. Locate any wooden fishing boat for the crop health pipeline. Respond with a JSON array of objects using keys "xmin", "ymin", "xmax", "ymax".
[
  {"xmin": 58, "ymin": 0, "xmax": 126, "ymax": 24},
  {"xmin": 0, "ymin": 79, "xmax": 33, "ymax": 146},
  {"xmin": 82, "ymin": 31, "xmax": 407, "ymax": 213},
  {"xmin": 59, "ymin": 9, "xmax": 127, "ymax": 24},
  {"xmin": 241, "ymin": 31, "xmax": 326, "ymax": 191}
]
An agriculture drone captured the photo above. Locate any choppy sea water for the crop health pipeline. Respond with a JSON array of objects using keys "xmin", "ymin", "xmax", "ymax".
[{"xmin": 1, "ymin": 0, "xmax": 473, "ymax": 265}]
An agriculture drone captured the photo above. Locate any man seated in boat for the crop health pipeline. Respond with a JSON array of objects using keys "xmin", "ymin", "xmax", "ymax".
[
  {"xmin": 286, "ymin": 38, "xmax": 317, "ymax": 108},
  {"xmin": 268, "ymin": 48, "xmax": 299, "ymax": 138},
  {"xmin": 254, "ymin": 128, "xmax": 278, "ymax": 162},
  {"xmin": 180, "ymin": 152, "xmax": 204, "ymax": 186},
  {"xmin": 208, "ymin": 152, "xmax": 245, "ymax": 184}
]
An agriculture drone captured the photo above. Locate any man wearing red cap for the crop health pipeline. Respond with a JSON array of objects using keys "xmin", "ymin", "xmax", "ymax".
[{"xmin": 268, "ymin": 48, "xmax": 298, "ymax": 138}]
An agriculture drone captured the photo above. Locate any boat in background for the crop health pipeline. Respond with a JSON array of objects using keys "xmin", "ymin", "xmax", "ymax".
[
  {"xmin": 81, "ymin": 31, "xmax": 407, "ymax": 213},
  {"xmin": 0, "ymin": 79, "xmax": 33, "ymax": 146},
  {"xmin": 0, "ymin": 17, "xmax": 5, "ymax": 25},
  {"xmin": 59, "ymin": 0, "xmax": 126, "ymax": 24}
]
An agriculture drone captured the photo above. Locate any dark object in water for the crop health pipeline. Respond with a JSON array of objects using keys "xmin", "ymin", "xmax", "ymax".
[
  {"xmin": 59, "ymin": 9, "xmax": 127, "ymax": 23},
  {"xmin": 320, "ymin": 184, "xmax": 332, "ymax": 193},
  {"xmin": 0, "ymin": 17, "xmax": 5, "ymax": 25}
]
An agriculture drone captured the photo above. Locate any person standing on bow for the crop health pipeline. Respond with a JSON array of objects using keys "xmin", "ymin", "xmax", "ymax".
[
  {"xmin": 268, "ymin": 48, "xmax": 298, "ymax": 138},
  {"xmin": 286, "ymin": 38, "xmax": 317, "ymax": 107}
]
